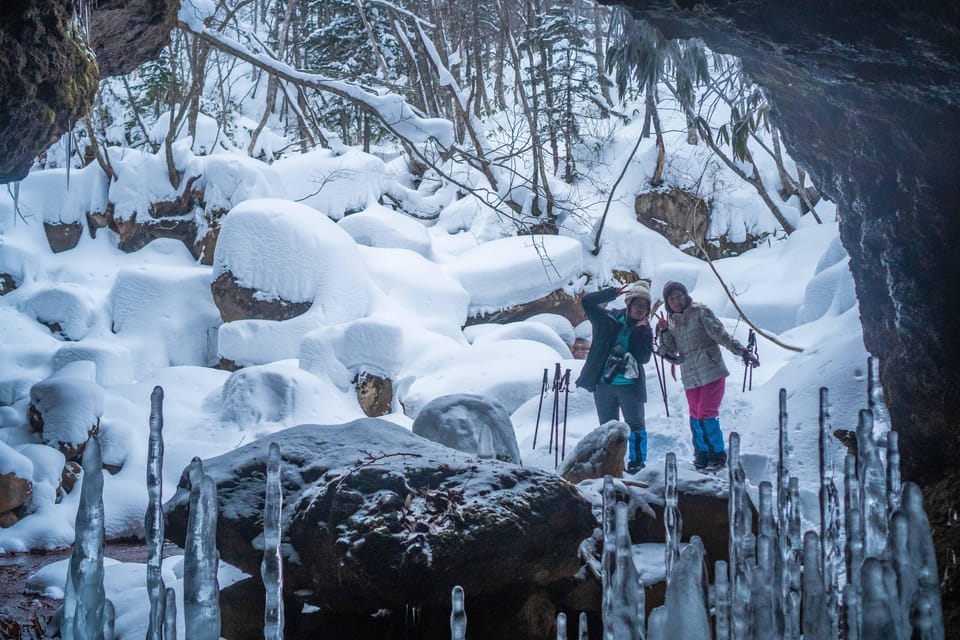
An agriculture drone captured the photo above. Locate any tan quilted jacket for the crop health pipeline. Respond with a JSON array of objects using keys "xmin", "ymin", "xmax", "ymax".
[{"xmin": 659, "ymin": 303, "xmax": 746, "ymax": 390}]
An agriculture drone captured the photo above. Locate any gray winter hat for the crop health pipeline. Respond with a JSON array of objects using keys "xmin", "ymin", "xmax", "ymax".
[{"xmin": 624, "ymin": 281, "xmax": 652, "ymax": 307}]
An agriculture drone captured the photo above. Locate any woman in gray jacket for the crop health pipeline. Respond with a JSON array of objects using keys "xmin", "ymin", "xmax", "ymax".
[{"xmin": 656, "ymin": 281, "xmax": 759, "ymax": 471}]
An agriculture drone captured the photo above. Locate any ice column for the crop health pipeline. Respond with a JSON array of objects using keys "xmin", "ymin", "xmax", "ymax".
[
  {"xmin": 662, "ymin": 537, "xmax": 711, "ymax": 640},
  {"xmin": 843, "ymin": 584, "xmax": 860, "ymax": 640},
  {"xmin": 750, "ymin": 535, "xmax": 778, "ymax": 640},
  {"xmin": 62, "ymin": 435, "xmax": 111, "ymax": 640},
  {"xmin": 857, "ymin": 409, "xmax": 888, "ymax": 557},
  {"xmin": 146, "ymin": 386, "xmax": 166, "ymax": 640},
  {"xmin": 901, "ymin": 483, "xmax": 944, "ymax": 639},
  {"xmin": 664, "ymin": 453, "xmax": 681, "ymax": 584},
  {"xmin": 163, "ymin": 587, "xmax": 177, "ymax": 640},
  {"xmin": 556, "ymin": 612, "xmax": 567, "ymax": 639},
  {"xmin": 889, "ymin": 511, "xmax": 915, "ymax": 639},
  {"xmin": 886, "ymin": 431, "xmax": 901, "ymax": 513},
  {"xmin": 801, "ymin": 531, "xmax": 831, "ymax": 640},
  {"xmin": 727, "ymin": 433, "xmax": 753, "ymax": 640},
  {"xmin": 450, "ymin": 585, "xmax": 467, "ymax": 640},
  {"xmin": 262, "ymin": 442, "xmax": 284, "ymax": 640},
  {"xmin": 477, "ymin": 425, "xmax": 495, "ymax": 460},
  {"xmin": 866, "ymin": 357, "xmax": 892, "ymax": 435},
  {"xmin": 601, "ymin": 476, "xmax": 617, "ymax": 640},
  {"xmin": 184, "ymin": 458, "xmax": 221, "ymax": 640},
  {"xmin": 818, "ymin": 388, "xmax": 841, "ymax": 636},
  {"xmin": 714, "ymin": 561, "xmax": 730, "ymax": 640},
  {"xmin": 860, "ymin": 558, "xmax": 896, "ymax": 639},
  {"xmin": 578, "ymin": 612, "xmax": 589, "ymax": 640},
  {"xmin": 612, "ymin": 502, "xmax": 645, "ymax": 640}
]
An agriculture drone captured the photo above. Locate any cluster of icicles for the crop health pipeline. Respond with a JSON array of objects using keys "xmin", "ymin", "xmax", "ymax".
[{"xmin": 58, "ymin": 359, "xmax": 943, "ymax": 639}]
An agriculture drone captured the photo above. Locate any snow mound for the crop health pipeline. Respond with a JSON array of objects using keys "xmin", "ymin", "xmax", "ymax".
[
  {"xmin": 52, "ymin": 340, "xmax": 135, "ymax": 387},
  {"xmin": 14, "ymin": 164, "xmax": 108, "ymax": 225},
  {"xmin": 273, "ymin": 150, "xmax": 389, "ymax": 220},
  {"xmin": 300, "ymin": 319, "xmax": 404, "ymax": 386},
  {"xmin": 399, "ymin": 339, "xmax": 566, "ymax": 417},
  {"xmin": 213, "ymin": 198, "xmax": 374, "ymax": 321},
  {"xmin": 110, "ymin": 264, "xmax": 221, "ymax": 372},
  {"xmin": 0, "ymin": 440, "xmax": 33, "ymax": 480},
  {"xmin": 467, "ymin": 321, "xmax": 573, "ymax": 359},
  {"xmin": 20, "ymin": 284, "xmax": 99, "ymax": 341},
  {"xmin": 184, "ymin": 152, "xmax": 280, "ymax": 214},
  {"xmin": 796, "ymin": 235, "xmax": 857, "ymax": 324},
  {"xmin": 359, "ymin": 245, "xmax": 469, "ymax": 328},
  {"xmin": 443, "ymin": 235, "xmax": 584, "ymax": 315},
  {"xmin": 337, "ymin": 203, "xmax": 432, "ymax": 256},
  {"xmin": 29, "ymin": 363, "xmax": 104, "ymax": 448}
]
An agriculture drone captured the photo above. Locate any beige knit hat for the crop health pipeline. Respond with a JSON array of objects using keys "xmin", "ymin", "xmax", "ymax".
[{"xmin": 623, "ymin": 281, "xmax": 652, "ymax": 307}]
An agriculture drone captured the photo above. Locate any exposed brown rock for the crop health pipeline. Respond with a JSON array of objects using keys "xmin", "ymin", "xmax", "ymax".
[
  {"xmin": 557, "ymin": 422, "xmax": 629, "ymax": 484},
  {"xmin": 356, "ymin": 373, "xmax": 393, "ymax": 417},
  {"xmin": 0, "ymin": 274, "xmax": 17, "ymax": 295},
  {"xmin": 635, "ymin": 187, "xmax": 757, "ymax": 260},
  {"xmin": 0, "ymin": 511, "xmax": 18, "ymax": 528},
  {"xmin": 0, "ymin": 472, "xmax": 32, "ymax": 513},
  {"xmin": 42, "ymin": 221, "xmax": 83, "ymax": 254},
  {"xmin": 210, "ymin": 271, "xmax": 312, "ymax": 323},
  {"xmin": 465, "ymin": 288, "xmax": 586, "ymax": 328},
  {"xmin": 60, "ymin": 461, "xmax": 81, "ymax": 495}
]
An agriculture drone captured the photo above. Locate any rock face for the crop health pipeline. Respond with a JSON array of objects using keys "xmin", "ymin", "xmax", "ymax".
[
  {"xmin": 0, "ymin": 0, "xmax": 99, "ymax": 183},
  {"xmin": 412, "ymin": 393, "xmax": 522, "ymax": 464},
  {"xmin": 0, "ymin": 0, "xmax": 175, "ymax": 183},
  {"xmin": 165, "ymin": 420, "xmax": 595, "ymax": 634},
  {"xmin": 465, "ymin": 289, "xmax": 587, "ymax": 328},
  {"xmin": 609, "ymin": 0, "xmax": 960, "ymax": 490},
  {"xmin": 87, "ymin": 0, "xmax": 177, "ymax": 78},
  {"xmin": 210, "ymin": 271, "xmax": 312, "ymax": 323}
]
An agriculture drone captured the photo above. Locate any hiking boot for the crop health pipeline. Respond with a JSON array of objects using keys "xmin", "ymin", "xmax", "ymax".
[
  {"xmin": 704, "ymin": 452, "xmax": 727, "ymax": 472},
  {"xmin": 693, "ymin": 451, "xmax": 709, "ymax": 470},
  {"xmin": 627, "ymin": 460, "xmax": 645, "ymax": 474}
]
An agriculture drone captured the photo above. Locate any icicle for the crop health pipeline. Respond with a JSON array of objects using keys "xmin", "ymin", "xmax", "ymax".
[
  {"xmin": 750, "ymin": 535, "xmax": 779, "ymax": 640},
  {"xmin": 102, "ymin": 599, "xmax": 115, "ymax": 640},
  {"xmin": 578, "ymin": 612, "xmax": 589, "ymax": 640},
  {"xmin": 262, "ymin": 442, "xmax": 284, "ymax": 640},
  {"xmin": 818, "ymin": 387, "xmax": 841, "ymax": 637},
  {"xmin": 842, "ymin": 584, "xmax": 860, "ymax": 640},
  {"xmin": 184, "ymin": 460, "xmax": 221, "ymax": 640},
  {"xmin": 66, "ymin": 126, "xmax": 72, "ymax": 190},
  {"xmin": 714, "ymin": 560, "xmax": 730, "ymax": 640},
  {"xmin": 601, "ymin": 475, "xmax": 617, "ymax": 640},
  {"xmin": 860, "ymin": 558, "xmax": 896, "ymax": 639},
  {"xmin": 866, "ymin": 357, "xmax": 891, "ymax": 435},
  {"xmin": 646, "ymin": 607, "xmax": 666, "ymax": 640},
  {"xmin": 663, "ymin": 537, "xmax": 711, "ymax": 640},
  {"xmin": 612, "ymin": 502, "xmax": 644, "ymax": 640},
  {"xmin": 145, "ymin": 386, "xmax": 166, "ymax": 640},
  {"xmin": 759, "ymin": 479, "xmax": 786, "ymax": 636},
  {"xmin": 556, "ymin": 612, "xmax": 567, "ymax": 639},
  {"xmin": 784, "ymin": 533, "xmax": 802, "ymax": 640},
  {"xmin": 888, "ymin": 511, "xmax": 915, "ymax": 639},
  {"xmin": 845, "ymin": 507, "xmax": 864, "ymax": 595},
  {"xmin": 886, "ymin": 431, "xmax": 901, "ymax": 514},
  {"xmin": 802, "ymin": 531, "xmax": 831, "ymax": 640},
  {"xmin": 727, "ymin": 432, "xmax": 752, "ymax": 640},
  {"xmin": 857, "ymin": 409, "xmax": 888, "ymax": 557},
  {"xmin": 163, "ymin": 587, "xmax": 178, "ymax": 640},
  {"xmin": 450, "ymin": 585, "xmax": 467, "ymax": 640},
  {"xmin": 664, "ymin": 453, "xmax": 681, "ymax": 584},
  {"xmin": 844, "ymin": 454, "xmax": 860, "ymax": 555},
  {"xmin": 758, "ymin": 482, "xmax": 775, "ymax": 540},
  {"xmin": 787, "ymin": 477, "xmax": 802, "ymax": 555},
  {"xmin": 62, "ymin": 435, "xmax": 108, "ymax": 640},
  {"xmin": 901, "ymin": 483, "xmax": 944, "ymax": 639},
  {"xmin": 777, "ymin": 389, "xmax": 791, "ymax": 545}
]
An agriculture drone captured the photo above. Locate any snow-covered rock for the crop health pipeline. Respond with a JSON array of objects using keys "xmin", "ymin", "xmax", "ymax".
[
  {"xmin": 412, "ymin": 393, "xmax": 522, "ymax": 464},
  {"xmin": 338, "ymin": 203, "xmax": 432, "ymax": 256}
]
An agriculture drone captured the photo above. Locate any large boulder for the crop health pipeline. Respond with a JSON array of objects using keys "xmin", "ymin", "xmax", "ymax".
[
  {"xmin": 165, "ymin": 420, "xmax": 595, "ymax": 631},
  {"xmin": 412, "ymin": 393, "xmax": 522, "ymax": 464}
]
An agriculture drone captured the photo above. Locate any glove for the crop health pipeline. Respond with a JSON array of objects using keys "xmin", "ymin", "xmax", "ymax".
[{"xmin": 743, "ymin": 349, "xmax": 760, "ymax": 367}]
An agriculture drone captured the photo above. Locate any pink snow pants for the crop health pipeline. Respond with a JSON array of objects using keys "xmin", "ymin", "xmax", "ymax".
[{"xmin": 684, "ymin": 377, "xmax": 726, "ymax": 419}]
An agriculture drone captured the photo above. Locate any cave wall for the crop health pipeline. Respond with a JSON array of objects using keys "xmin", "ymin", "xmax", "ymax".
[
  {"xmin": 605, "ymin": 0, "xmax": 960, "ymax": 489},
  {"xmin": 0, "ymin": 0, "xmax": 175, "ymax": 183}
]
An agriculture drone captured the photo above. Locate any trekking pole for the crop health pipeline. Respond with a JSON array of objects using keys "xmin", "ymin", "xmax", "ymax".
[
  {"xmin": 548, "ymin": 363, "xmax": 561, "ymax": 455},
  {"xmin": 742, "ymin": 329, "xmax": 758, "ymax": 392},
  {"xmin": 532, "ymin": 368, "xmax": 549, "ymax": 449},
  {"xmin": 560, "ymin": 368, "xmax": 571, "ymax": 461},
  {"xmin": 653, "ymin": 351, "xmax": 670, "ymax": 417},
  {"xmin": 550, "ymin": 363, "xmax": 561, "ymax": 467}
]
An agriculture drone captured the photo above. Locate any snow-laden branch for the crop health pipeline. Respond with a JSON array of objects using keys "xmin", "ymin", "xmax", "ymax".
[{"xmin": 177, "ymin": 2, "xmax": 453, "ymax": 148}]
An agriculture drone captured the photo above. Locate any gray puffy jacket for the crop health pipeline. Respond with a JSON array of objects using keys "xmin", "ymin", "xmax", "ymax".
[{"xmin": 659, "ymin": 303, "xmax": 746, "ymax": 390}]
